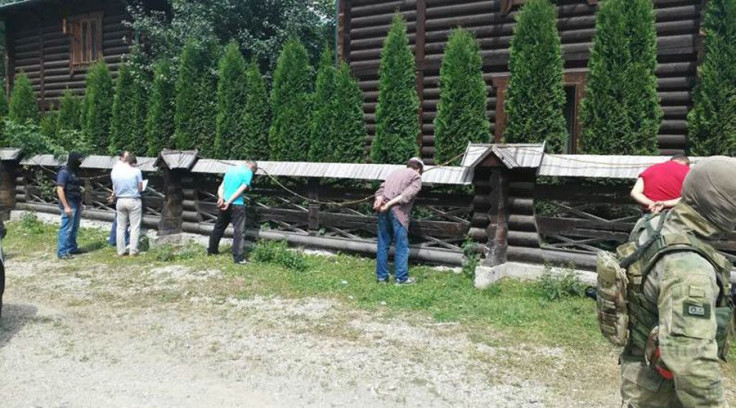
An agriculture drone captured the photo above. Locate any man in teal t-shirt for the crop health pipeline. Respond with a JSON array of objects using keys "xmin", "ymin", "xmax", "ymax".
[{"xmin": 207, "ymin": 160, "xmax": 257, "ymax": 264}]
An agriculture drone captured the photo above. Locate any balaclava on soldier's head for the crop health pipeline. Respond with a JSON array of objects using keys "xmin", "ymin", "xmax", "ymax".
[
  {"xmin": 680, "ymin": 156, "xmax": 736, "ymax": 235},
  {"xmin": 66, "ymin": 152, "xmax": 84, "ymax": 170}
]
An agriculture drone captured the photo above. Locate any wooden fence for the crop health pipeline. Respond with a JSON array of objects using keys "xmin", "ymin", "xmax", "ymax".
[{"xmin": 2, "ymin": 147, "xmax": 735, "ymax": 271}]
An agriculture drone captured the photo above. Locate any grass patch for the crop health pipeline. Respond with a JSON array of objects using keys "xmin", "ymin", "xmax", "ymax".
[{"xmin": 0, "ymin": 219, "xmax": 623, "ymax": 353}]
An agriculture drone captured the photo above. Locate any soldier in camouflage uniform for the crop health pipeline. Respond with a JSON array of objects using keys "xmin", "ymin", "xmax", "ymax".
[{"xmin": 621, "ymin": 156, "xmax": 736, "ymax": 408}]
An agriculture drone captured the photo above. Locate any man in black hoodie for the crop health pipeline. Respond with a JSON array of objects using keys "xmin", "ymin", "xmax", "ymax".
[{"xmin": 56, "ymin": 152, "xmax": 84, "ymax": 259}]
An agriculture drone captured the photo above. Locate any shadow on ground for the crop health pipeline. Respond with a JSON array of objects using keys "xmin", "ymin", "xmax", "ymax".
[{"xmin": 0, "ymin": 303, "xmax": 38, "ymax": 349}]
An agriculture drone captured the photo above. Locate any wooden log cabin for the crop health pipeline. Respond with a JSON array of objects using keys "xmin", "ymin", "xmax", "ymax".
[
  {"xmin": 0, "ymin": 0, "xmax": 165, "ymax": 110},
  {"xmin": 337, "ymin": 0, "xmax": 705, "ymax": 162}
]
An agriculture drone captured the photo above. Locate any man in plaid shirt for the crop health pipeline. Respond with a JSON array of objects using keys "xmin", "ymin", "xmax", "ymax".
[{"xmin": 373, "ymin": 157, "xmax": 424, "ymax": 285}]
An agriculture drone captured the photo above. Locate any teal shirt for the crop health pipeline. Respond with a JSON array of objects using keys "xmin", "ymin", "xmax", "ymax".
[{"xmin": 223, "ymin": 165, "xmax": 253, "ymax": 206}]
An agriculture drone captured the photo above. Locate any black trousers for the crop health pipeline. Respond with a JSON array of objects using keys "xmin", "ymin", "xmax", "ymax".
[{"xmin": 207, "ymin": 205, "xmax": 246, "ymax": 262}]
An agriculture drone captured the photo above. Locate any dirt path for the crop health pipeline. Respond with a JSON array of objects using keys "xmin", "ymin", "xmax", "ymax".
[{"xmin": 0, "ymin": 249, "xmax": 636, "ymax": 407}]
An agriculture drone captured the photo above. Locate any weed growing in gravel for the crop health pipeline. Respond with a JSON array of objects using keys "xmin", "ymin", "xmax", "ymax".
[
  {"xmin": 250, "ymin": 240, "xmax": 308, "ymax": 272},
  {"xmin": 153, "ymin": 244, "xmax": 201, "ymax": 262},
  {"xmin": 537, "ymin": 265, "xmax": 588, "ymax": 301},
  {"xmin": 19, "ymin": 212, "xmax": 46, "ymax": 235}
]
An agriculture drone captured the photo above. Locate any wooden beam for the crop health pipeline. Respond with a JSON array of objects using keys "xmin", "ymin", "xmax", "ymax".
[{"xmin": 415, "ymin": 0, "xmax": 427, "ymax": 153}]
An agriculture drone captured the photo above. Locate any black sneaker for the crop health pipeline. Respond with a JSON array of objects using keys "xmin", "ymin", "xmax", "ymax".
[
  {"xmin": 207, "ymin": 251, "xmax": 220, "ymax": 256},
  {"xmin": 395, "ymin": 277, "xmax": 416, "ymax": 286}
]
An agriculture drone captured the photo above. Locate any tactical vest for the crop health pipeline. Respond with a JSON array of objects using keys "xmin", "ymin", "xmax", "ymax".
[{"xmin": 596, "ymin": 213, "xmax": 734, "ymax": 362}]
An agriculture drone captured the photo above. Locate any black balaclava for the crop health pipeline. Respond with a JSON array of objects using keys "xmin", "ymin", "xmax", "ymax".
[{"xmin": 67, "ymin": 152, "xmax": 84, "ymax": 170}]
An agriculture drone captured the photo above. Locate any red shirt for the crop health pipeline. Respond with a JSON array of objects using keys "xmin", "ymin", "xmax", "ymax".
[{"xmin": 640, "ymin": 160, "xmax": 690, "ymax": 202}]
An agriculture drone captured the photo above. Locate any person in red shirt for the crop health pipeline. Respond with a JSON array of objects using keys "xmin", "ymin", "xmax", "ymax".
[{"xmin": 630, "ymin": 154, "xmax": 691, "ymax": 214}]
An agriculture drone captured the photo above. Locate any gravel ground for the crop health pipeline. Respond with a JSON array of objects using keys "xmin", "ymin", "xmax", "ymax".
[{"xmin": 0, "ymin": 215, "xmax": 643, "ymax": 407}]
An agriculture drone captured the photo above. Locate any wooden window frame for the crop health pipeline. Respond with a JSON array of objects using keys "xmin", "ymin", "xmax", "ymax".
[
  {"xmin": 501, "ymin": 0, "xmax": 598, "ymax": 14},
  {"xmin": 65, "ymin": 12, "xmax": 104, "ymax": 69},
  {"xmin": 492, "ymin": 71, "xmax": 587, "ymax": 153}
]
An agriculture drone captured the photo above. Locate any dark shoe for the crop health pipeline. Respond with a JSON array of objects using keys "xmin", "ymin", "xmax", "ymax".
[
  {"xmin": 70, "ymin": 248, "xmax": 86, "ymax": 255},
  {"xmin": 58, "ymin": 254, "xmax": 74, "ymax": 260},
  {"xmin": 207, "ymin": 251, "xmax": 220, "ymax": 256},
  {"xmin": 236, "ymin": 259, "xmax": 248, "ymax": 265},
  {"xmin": 395, "ymin": 277, "xmax": 416, "ymax": 286}
]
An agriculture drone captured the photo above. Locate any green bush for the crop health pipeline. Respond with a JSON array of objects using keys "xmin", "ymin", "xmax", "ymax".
[
  {"xmin": 82, "ymin": 61, "xmax": 114, "ymax": 153},
  {"xmin": 434, "ymin": 28, "xmax": 490, "ymax": 164},
  {"xmin": 332, "ymin": 61, "xmax": 366, "ymax": 163},
  {"xmin": 688, "ymin": 0, "xmax": 736, "ymax": 156},
  {"xmin": 269, "ymin": 38, "xmax": 312, "ymax": 161},
  {"xmin": 537, "ymin": 266, "xmax": 587, "ymax": 301},
  {"xmin": 2, "ymin": 119, "xmax": 62, "ymax": 156},
  {"xmin": 309, "ymin": 48, "xmax": 337, "ymax": 162},
  {"xmin": 19, "ymin": 211, "xmax": 46, "ymax": 235},
  {"xmin": 580, "ymin": 0, "xmax": 661, "ymax": 155},
  {"xmin": 146, "ymin": 59, "xmax": 176, "ymax": 156},
  {"xmin": 9, "ymin": 72, "xmax": 39, "ymax": 124},
  {"xmin": 57, "ymin": 89, "xmax": 82, "ymax": 133},
  {"xmin": 504, "ymin": 0, "xmax": 566, "ymax": 153},
  {"xmin": 251, "ymin": 239, "xmax": 308, "ymax": 272},
  {"xmin": 0, "ymin": 89, "xmax": 8, "ymax": 117},
  {"xmin": 371, "ymin": 14, "xmax": 419, "ymax": 164},
  {"xmin": 174, "ymin": 39, "xmax": 218, "ymax": 155},
  {"xmin": 110, "ymin": 63, "xmax": 141, "ymax": 154},
  {"xmin": 241, "ymin": 61, "xmax": 271, "ymax": 160},
  {"xmin": 39, "ymin": 110, "xmax": 58, "ymax": 139},
  {"xmin": 215, "ymin": 41, "xmax": 248, "ymax": 159}
]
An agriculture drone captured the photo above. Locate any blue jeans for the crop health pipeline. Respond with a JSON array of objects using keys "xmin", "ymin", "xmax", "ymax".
[
  {"xmin": 108, "ymin": 214, "xmax": 130, "ymax": 247},
  {"xmin": 58, "ymin": 201, "xmax": 82, "ymax": 258},
  {"xmin": 376, "ymin": 211, "xmax": 410, "ymax": 283}
]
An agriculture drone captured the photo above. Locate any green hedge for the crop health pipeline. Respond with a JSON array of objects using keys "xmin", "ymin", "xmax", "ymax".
[
  {"xmin": 580, "ymin": 0, "xmax": 660, "ymax": 155},
  {"xmin": 269, "ymin": 38, "xmax": 312, "ymax": 161},
  {"xmin": 214, "ymin": 42, "xmax": 248, "ymax": 159},
  {"xmin": 9, "ymin": 72, "xmax": 39, "ymax": 124},
  {"xmin": 371, "ymin": 14, "xmax": 419, "ymax": 164},
  {"xmin": 241, "ymin": 61, "xmax": 271, "ymax": 160},
  {"xmin": 146, "ymin": 59, "xmax": 176, "ymax": 156},
  {"xmin": 174, "ymin": 40, "xmax": 218, "ymax": 155},
  {"xmin": 434, "ymin": 28, "xmax": 489, "ymax": 164},
  {"xmin": 504, "ymin": 0, "xmax": 566, "ymax": 153},
  {"xmin": 332, "ymin": 61, "xmax": 366, "ymax": 163},
  {"xmin": 309, "ymin": 48, "xmax": 337, "ymax": 162},
  {"xmin": 688, "ymin": 0, "xmax": 736, "ymax": 156},
  {"xmin": 82, "ymin": 61, "xmax": 114, "ymax": 153}
]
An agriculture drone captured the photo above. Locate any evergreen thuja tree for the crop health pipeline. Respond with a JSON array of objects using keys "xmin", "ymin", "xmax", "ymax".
[
  {"xmin": 57, "ymin": 89, "xmax": 82, "ymax": 132},
  {"xmin": 146, "ymin": 59, "xmax": 176, "ymax": 156},
  {"xmin": 332, "ymin": 61, "xmax": 366, "ymax": 163},
  {"xmin": 82, "ymin": 61, "xmax": 114, "ymax": 153},
  {"xmin": 215, "ymin": 41, "xmax": 248, "ymax": 159},
  {"xmin": 0, "ymin": 89, "xmax": 8, "ymax": 117},
  {"xmin": 309, "ymin": 48, "xmax": 337, "ymax": 162},
  {"xmin": 688, "ymin": 0, "xmax": 736, "ymax": 156},
  {"xmin": 56, "ymin": 89, "xmax": 82, "ymax": 151},
  {"xmin": 40, "ymin": 110, "xmax": 59, "ymax": 139},
  {"xmin": 434, "ymin": 28, "xmax": 489, "ymax": 164},
  {"xmin": 110, "ymin": 63, "xmax": 137, "ymax": 154},
  {"xmin": 580, "ymin": 0, "xmax": 661, "ymax": 155},
  {"xmin": 8, "ymin": 72, "xmax": 39, "ymax": 124},
  {"xmin": 269, "ymin": 38, "xmax": 312, "ymax": 161},
  {"xmin": 174, "ymin": 39, "xmax": 218, "ymax": 155},
  {"xmin": 504, "ymin": 0, "xmax": 566, "ymax": 153},
  {"xmin": 241, "ymin": 61, "xmax": 270, "ymax": 160},
  {"xmin": 371, "ymin": 14, "xmax": 419, "ymax": 164}
]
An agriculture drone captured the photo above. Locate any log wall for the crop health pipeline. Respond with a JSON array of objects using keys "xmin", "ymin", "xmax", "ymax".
[
  {"xmin": 344, "ymin": 0, "xmax": 704, "ymax": 163},
  {"xmin": 4, "ymin": 0, "xmax": 132, "ymax": 110}
]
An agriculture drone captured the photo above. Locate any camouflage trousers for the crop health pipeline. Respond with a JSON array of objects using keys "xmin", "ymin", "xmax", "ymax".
[{"xmin": 620, "ymin": 252, "xmax": 728, "ymax": 408}]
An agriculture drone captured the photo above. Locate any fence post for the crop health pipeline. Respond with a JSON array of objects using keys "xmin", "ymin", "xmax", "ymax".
[
  {"xmin": 483, "ymin": 168, "xmax": 510, "ymax": 266},
  {"xmin": 0, "ymin": 156, "xmax": 20, "ymax": 220},
  {"xmin": 158, "ymin": 164, "xmax": 184, "ymax": 236}
]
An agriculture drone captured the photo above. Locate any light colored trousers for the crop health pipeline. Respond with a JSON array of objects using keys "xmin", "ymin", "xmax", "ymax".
[{"xmin": 116, "ymin": 197, "xmax": 142, "ymax": 255}]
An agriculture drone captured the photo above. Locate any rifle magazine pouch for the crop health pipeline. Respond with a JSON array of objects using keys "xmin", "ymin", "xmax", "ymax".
[
  {"xmin": 597, "ymin": 251, "xmax": 630, "ymax": 346},
  {"xmin": 715, "ymin": 306, "xmax": 734, "ymax": 362}
]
